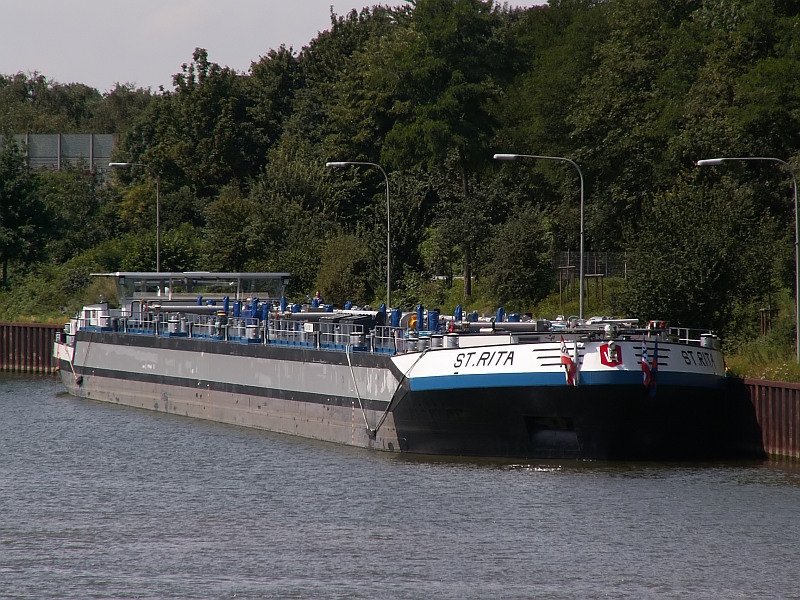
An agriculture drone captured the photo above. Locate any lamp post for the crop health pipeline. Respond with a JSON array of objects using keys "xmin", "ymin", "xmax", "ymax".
[
  {"xmin": 109, "ymin": 161, "xmax": 161, "ymax": 273},
  {"xmin": 494, "ymin": 153, "xmax": 585, "ymax": 320},
  {"xmin": 326, "ymin": 161, "xmax": 391, "ymax": 308},
  {"xmin": 697, "ymin": 156, "xmax": 800, "ymax": 363}
]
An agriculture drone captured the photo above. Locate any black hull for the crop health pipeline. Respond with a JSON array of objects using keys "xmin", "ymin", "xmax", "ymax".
[{"xmin": 392, "ymin": 381, "xmax": 763, "ymax": 460}]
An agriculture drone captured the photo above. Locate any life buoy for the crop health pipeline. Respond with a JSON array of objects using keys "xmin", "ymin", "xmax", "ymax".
[{"xmin": 409, "ymin": 314, "xmax": 418, "ymax": 330}]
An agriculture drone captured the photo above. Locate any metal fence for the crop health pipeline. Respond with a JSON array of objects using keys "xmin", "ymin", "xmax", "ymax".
[
  {"xmin": 552, "ymin": 251, "xmax": 628, "ymax": 277},
  {"xmin": 0, "ymin": 133, "xmax": 117, "ymax": 172}
]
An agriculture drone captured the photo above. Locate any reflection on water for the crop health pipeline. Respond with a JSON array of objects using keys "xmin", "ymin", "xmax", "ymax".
[{"xmin": 1, "ymin": 375, "xmax": 799, "ymax": 599}]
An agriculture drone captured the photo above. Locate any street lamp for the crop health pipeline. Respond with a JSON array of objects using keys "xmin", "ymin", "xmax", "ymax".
[
  {"xmin": 109, "ymin": 162, "xmax": 161, "ymax": 273},
  {"xmin": 697, "ymin": 156, "xmax": 800, "ymax": 362},
  {"xmin": 494, "ymin": 153, "xmax": 586, "ymax": 320},
  {"xmin": 326, "ymin": 161, "xmax": 391, "ymax": 308}
]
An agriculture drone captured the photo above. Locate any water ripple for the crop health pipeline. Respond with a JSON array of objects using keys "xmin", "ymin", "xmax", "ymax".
[{"xmin": 0, "ymin": 375, "xmax": 798, "ymax": 599}]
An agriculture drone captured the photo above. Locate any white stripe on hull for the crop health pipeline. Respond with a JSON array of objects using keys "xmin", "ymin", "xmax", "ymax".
[{"xmin": 68, "ymin": 340, "xmax": 399, "ymax": 403}]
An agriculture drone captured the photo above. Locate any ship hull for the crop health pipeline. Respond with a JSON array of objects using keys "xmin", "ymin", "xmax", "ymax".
[
  {"xmin": 55, "ymin": 332, "xmax": 753, "ymax": 460},
  {"xmin": 56, "ymin": 332, "xmax": 404, "ymax": 451},
  {"xmin": 391, "ymin": 383, "xmax": 748, "ymax": 460}
]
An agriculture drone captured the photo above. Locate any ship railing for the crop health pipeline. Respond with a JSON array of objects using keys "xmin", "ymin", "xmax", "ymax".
[
  {"xmin": 319, "ymin": 322, "xmax": 366, "ymax": 350},
  {"xmin": 73, "ymin": 316, "xmax": 110, "ymax": 332},
  {"xmin": 106, "ymin": 312, "xmax": 255, "ymax": 341},
  {"xmin": 226, "ymin": 317, "xmax": 262, "ymax": 343},
  {"xmin": 268, "ymin": 318, "xmax": 307, "ymax": 347},
  {"xmin": 74, "ymin": 308, "xmax": 114, "ymax": 332},
  {"xmin": 668, "ymin": 326, "xmax": 720, "ymax": 349},
  {"xmin": 122, "ymin": 315, "xmax": 160, "ymax": 336},
  {"xmin": 265, "ymin": 318, "xmax": 370, "ymax": 351},
  {"xmin": 188, "ymin": 319, "xmax": 218, "ymax": 339},
  {"xmin": 72, "ymin": 308, "xmax": 420, "ymax": 355},
  {"xmin": 373, "ymin": 326, "xmax": 409, "ymax": 354}
]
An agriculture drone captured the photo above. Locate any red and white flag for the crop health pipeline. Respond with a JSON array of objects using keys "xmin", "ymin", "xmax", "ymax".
[
  {"xmin": 650, "ymin": 339, "xmax": 658, "ymax": 397},
  {"xmin": 561, "ymin": 336, "xmax": 577, "ymax": 386},
  {"xmin": 641, "ymin": 337, "xmax": 652, "ymax": 388}
]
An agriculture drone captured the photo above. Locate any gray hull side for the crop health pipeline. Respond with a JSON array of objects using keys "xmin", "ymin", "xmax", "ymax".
[
  {"xmin": 71, "ymin": 335, "xmax": 399, "ymax": 403},
  {"xmin": 58, "ymin": 336, "xmax": 405, "ymax": 451}
]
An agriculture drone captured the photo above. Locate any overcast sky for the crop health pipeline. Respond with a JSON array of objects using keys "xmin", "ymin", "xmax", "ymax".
[{"xmin": 1, "ymin": 1, "xmax": 546, "ymax": 94}]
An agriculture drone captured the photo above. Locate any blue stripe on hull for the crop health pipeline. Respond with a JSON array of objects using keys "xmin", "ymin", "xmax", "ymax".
[{"xmin": 408, "ymin": 370, "xmax": 726, "ymax": 391}]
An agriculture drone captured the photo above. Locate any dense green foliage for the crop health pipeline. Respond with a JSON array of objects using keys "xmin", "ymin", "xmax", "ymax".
[{"xmin": 2, "ymin": 0, "xmax": 800, "ymax": 367}]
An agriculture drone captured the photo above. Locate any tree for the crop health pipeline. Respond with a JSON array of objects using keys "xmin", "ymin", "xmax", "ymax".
[
  {"xmin": 315, "ymin": 233, "xmax": 372, "ymax": 305},
  {"xmin": 376, "ymin": 0, "xmax": 506, "ymax": 297},
  {"xmin": 622, "ymin": 173, "xmax": 779, "ymax": 336},
  {"xmin": 287, "ymin": 5, "xmax": 406, "ymax": 152},
  {"xmin": 36, "ymin": 166, "xmax": 110, "ymax": 262},
  {"xmin": 0, "ymin": 73, "xmax": 103, "ymax": 132},
  {"xmin": 567, "ymin": 0, "xmax": 679, "ymax": 249},
  {"xmin": 248, "ymin": 46, "xmax": 302, "ymax": 151},
  {"xmin": 89, "ymin": 83, "xmax": 154, "ymax": 133},
  {"xmin": 495, "ymin": 0, "xmax": 607, "ymax": 157},
  {"xmin": 121, "ymin": 48, "xmax": 269, "ymax": 199},
  {"xmin": 0, "ymin": 138, "xmax": 41, "ymax": 285},
  {"xmin": 240, "ymin": 158, "xmax": 335, "ymax": 296},
  {"xmin": 202, "ymin": 185, "xmax": 260, "ymax": 271},
  {"xmin": 484, "ymin": 207, "xmax": 554, "ymax": 310}
]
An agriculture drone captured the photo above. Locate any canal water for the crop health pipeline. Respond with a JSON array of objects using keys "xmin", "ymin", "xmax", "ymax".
[{"xmin": 1, "ymin": 375, "xmax": 799, "ymax": 599}]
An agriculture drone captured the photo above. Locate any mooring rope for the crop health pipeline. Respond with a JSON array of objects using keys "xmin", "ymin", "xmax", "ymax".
[
  {"xmin": 345, "ymin": 344, "xmax": 373, "ymax": 434},
  {"xmin": 346, "ymin": 344, "xmax": 430, "ymax": 439},
  {"xmin": 370, "ymin": 348, "xmax": 428, "ymax": 435},
  {"xmin": 66, "ymin": 347, "xmax": 80, "ymax": 382},
  {"xmin": 66, "ymin": 327, "xmax": 98, "ymax": 386},
  {"xmin": 64, "ymin": 339, "xmax": 86, "ymax": 385}
]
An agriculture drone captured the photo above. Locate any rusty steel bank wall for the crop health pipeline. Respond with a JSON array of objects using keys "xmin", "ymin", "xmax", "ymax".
[
  {"xmin": 0, "ymin": 322, "xmax": 797, "ymax": 459},
  {"xmin": 740, "ymin": 378, "xmax": 800, "ymax": 460},
  {"xmin": 0, "ymin": 322, "xmax": 61, "ymax": 374}
]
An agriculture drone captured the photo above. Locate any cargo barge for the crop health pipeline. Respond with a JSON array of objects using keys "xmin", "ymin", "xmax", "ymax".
[{"xmin": 54, "ymin": 272, "xmax": 741, "ymax": 459}]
